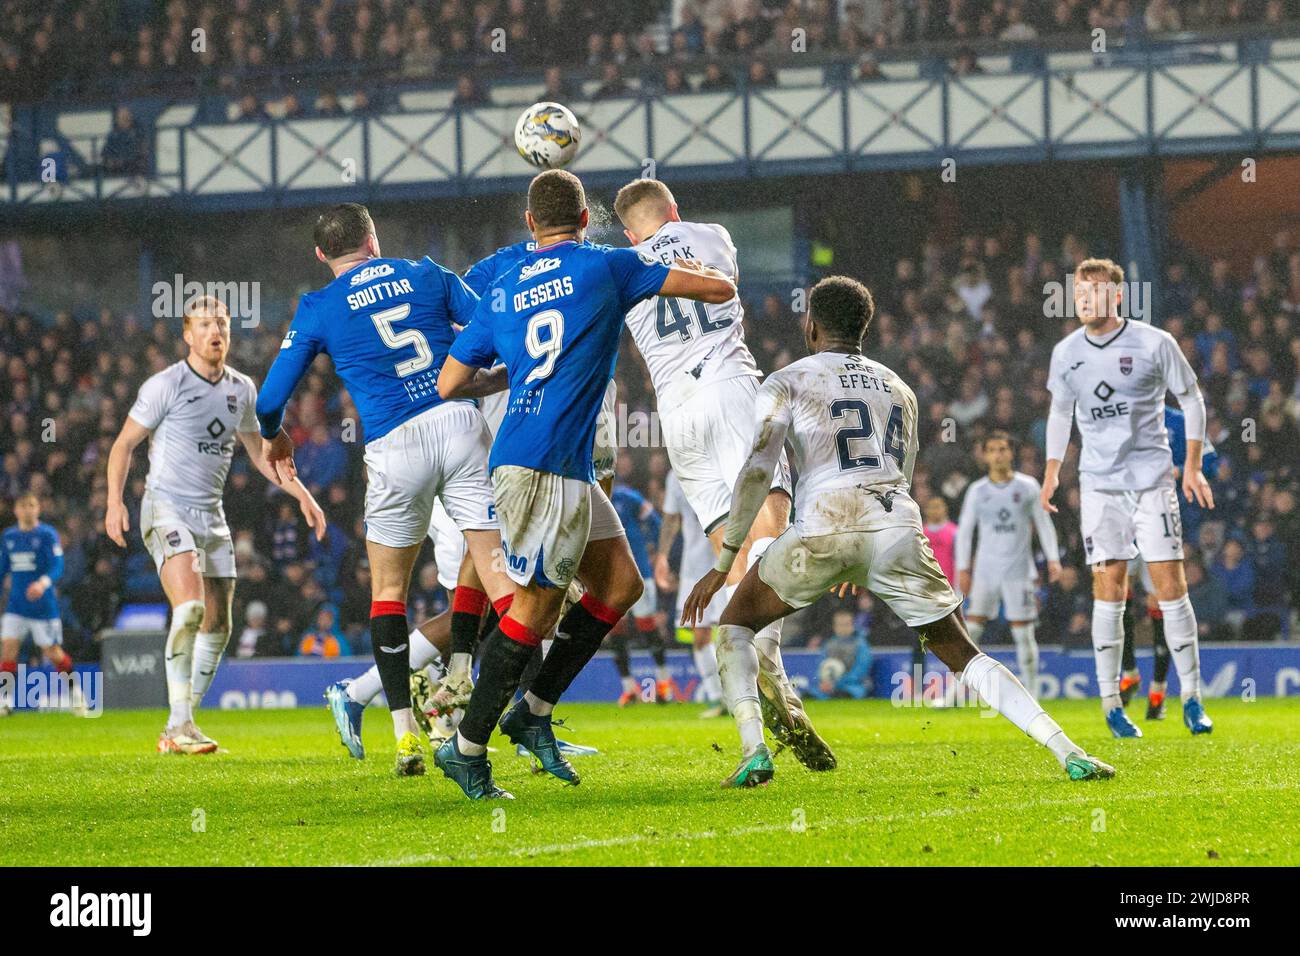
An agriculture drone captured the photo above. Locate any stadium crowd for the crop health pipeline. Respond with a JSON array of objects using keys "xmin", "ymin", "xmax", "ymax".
[
  {"xmin": 0, "ymin": 219, "xmax": 1296, "ymax": 663},
  {"xmin": 1, "ymin": 0, "xmax": 1296, "ymax": 108}
]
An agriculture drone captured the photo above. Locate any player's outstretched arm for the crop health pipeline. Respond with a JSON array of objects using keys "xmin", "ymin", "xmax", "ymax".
[
  {"xmin": 658, "ymin": 262, "xmax": 736, "ymax": 304},
  {"xmin": 439, "ymin": 360, "xmax": 508, "ymax": 400},
  {"xmin": 105, "ymin": 416, "xmax": 151, "ymax": 548},
  {"xmin": 237, "ymin": 431, "xmax": 326, "ymax": 541}
]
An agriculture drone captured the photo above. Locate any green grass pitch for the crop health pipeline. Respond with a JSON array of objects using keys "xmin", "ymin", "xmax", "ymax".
[{"xmin": 3, "ymin": 698, "xmax": 1296, "ymax": 867}]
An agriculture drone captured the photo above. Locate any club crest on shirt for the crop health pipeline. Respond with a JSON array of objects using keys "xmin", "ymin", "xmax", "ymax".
[
  {"xmin": 1119, "ymin": 355, "xmax": 1133, "ymax": 376},
  {"xmin": 227, "ymin": 394, "xmax": 237, "ymax": 414},
  {"xmin": 166, "ymin": 531, "xmax": 182, "ymax": 548}
]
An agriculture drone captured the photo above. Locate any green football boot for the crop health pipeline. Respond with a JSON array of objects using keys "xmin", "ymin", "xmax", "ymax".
[
  {"xmin": 1065, "ymin": 752, "xmax": 1116, "ymax": 781},
  {"xmin": 721, "ymin": 743, "xmax": 775, "ymax": 789}
]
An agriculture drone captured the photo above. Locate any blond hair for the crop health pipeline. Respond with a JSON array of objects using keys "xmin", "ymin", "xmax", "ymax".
[
  {"xmin": 1074, "ymin": 257, "xmax": 1124, "ymax": 285},
  {"xmin": 614, "ymin": 178, "xmax": 675, "ymax": 228},
  {"xmin": 183, "ymin": 294, "xmax": 231, "ymax": 331}
]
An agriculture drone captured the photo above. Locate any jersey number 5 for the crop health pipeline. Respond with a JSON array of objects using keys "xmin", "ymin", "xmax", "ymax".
[
  {"xmin": 371, "ymin": 303, "xmax": 433, "ymax": 377},
  {"xmin": 830, "ymin": 399, "xmax": 905, "ymax": 472},
  {"xmin": 525, "ymin": 309, "xmax": 564, "ymax": 384}
]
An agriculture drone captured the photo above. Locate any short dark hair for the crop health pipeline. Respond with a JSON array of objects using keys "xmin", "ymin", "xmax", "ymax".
[
  {"xmin": 314, "ymin": 203, "xmax": 374, "ymax": 259},
  {"xmin": 982, "ymin": 429, "xmax": 1014, "ymax": 451},
  {"xmin": 809, "ymin": 276, "xmax": 875, "ymax": 345},
  {"xmin": 528, "ymin": 169, "xmax": 586, "ymax": 231}
]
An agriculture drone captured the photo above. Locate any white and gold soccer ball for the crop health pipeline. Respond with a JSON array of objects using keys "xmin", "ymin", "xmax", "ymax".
[{"xmin": 514, "ymin": 102, "xmax": 581, "ymax": 169}]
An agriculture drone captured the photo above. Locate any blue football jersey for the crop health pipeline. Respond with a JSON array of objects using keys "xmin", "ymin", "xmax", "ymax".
[
  {"xmin": 1, "ymin": 522, "xmax": 63, "ymax": 619},
  {"xmin": 257, "ymin": 257, "xmax": 479, "ymax": 443},
  {"xmin": 450, "ymin": 240, "xmax": 670, "ymax": 481},
  {"xmin": 463, "ymin": 240, "xmax": 537, "ymax": 296},
  {"xmin": 611, "ymin": 485, "xmax": 661, "ymax": 578}
]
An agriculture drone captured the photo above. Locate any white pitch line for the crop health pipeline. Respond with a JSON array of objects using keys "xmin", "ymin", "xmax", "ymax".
[{"xmin": 355, "ymin": 780, "xmax": 1294, "ymax": 867}]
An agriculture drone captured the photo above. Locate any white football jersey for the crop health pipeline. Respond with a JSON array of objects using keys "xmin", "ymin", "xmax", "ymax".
[
  {"xmin": 624, "ymin": 220, "xmax": 759, "ymax": 412},
  {"xmin": 1048, "ymin": 320, "xmax": 1198, "ymax": 492},
  {"xmin": 129, "ymin": 360, "xmax": 259, "ymax": 509},
  {"xmin": 663, "ymin": 471, "xmax": 715, "ymax": 585},
  {"xmin": 955, "ymin": 472, "xmax": 1059, "ymax": 580},
  {"xmin": 756, "ymin": 351, "xmax": 919, "ymax": 538}
]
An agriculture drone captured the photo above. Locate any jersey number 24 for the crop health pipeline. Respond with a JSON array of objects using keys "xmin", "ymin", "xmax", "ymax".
[{"xmin": 830, "ymin": 399, "xmax": 905, "ymax": 472}]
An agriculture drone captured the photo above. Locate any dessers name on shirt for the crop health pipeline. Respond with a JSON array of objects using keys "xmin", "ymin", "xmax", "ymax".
[
  {"xmin": 513, "ymin": 276, "xmax": 574, "ymax": 312},
  {"xmin": 838, "ymin": 360, "xmax": 892, "ymax": 393},
  {"xmin": 346, "ymin": 278, "xmax": 414, "ymax": 311}
]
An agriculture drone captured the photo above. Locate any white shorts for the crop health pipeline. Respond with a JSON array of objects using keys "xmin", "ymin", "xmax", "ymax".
[
  {"xmin": 492, "ymin": 467, "xmax": 624, "ymax": 588},
  {"xmin": 630, "ymin": 576, "xmax": 657, "ymax": 619},
  {"xmin": 363, "ymin": 402, "xmax": 498, "ymax": 549},
  {"xmin": 592, "ymin": 379, "xmax": 618, "ymax": 483},
  {"xmin": 140, "ymin": 490, "xmax": 236, "ymax": 578},
  {"xmin": 1128, "ymin": 556, "xmax": 1155, "ymax": 594},
  {"xmin": 1081, "ymin": 484, "xmax": 1183, "ymax": 567},
  {"xmin": 1, "ymin": 613, "xmax": 63, "ymax": 647},
  {"xmin": 661, "ymin": 376, "xmax": 792, "ymax": 533},
  {"xmin": 966, "ymin": 572, "xmax": 1038, "ymax": 622},
  {"xmin": 759, "ymin": 522, "xmax": 960, "ymax": 628},
  {"xmin": 428, "ymin": 499, "xmax": 467, "ymax": 591}
]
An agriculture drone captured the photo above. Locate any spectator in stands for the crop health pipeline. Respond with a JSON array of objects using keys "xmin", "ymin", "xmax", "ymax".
[
  {"xmin": 100, "ymin": 107, "xmax": 149, "ymax": 177},
  {"xmin": 593, "ymin": 62, "xmax": 630, "ymax": 99},
  {"xmin": 1186, "ymin": 558, "xmax": 1232, "ymax": 641},
  {"xmin": 452, "ymin": 73, "xmax": 490, "ymax": 107},
  {"xmin": 298, "ymin": 603, "xmax": 350, "ymax": 658},
  {"xmin": 235, "ymin": 601, "xmax": 271, "ymax": 658},
  {"xmin": 806, "ymin": 608, "xmax": 874, "ymax": 700},
  {"xmin": 698, "ymin": 61, "xmax": 733, "ymax": 92}
]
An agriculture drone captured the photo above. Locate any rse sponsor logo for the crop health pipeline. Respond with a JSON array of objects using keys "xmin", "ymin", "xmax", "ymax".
[
  {"xmin": 50, "ymin": 886, "xmax": 151, "ymax": 937},
  {"xmin": 349, "ymin": 263, "xmax": 395, "ymax": 286},
  {"xmin": 1089, "ymin": 402, "xmax": 1130, "ymax": 420},
  {"xmin": 518, "ymin": 257, "xmax": 561, "ymax": 280}
]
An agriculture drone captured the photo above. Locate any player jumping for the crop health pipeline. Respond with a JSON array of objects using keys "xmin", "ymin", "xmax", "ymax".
[
  {"xmin": 258, "ymin": 204, "xmax": 516, "ymax": 776},
  {"xmin": 0, "ymin": 492, "xmax": 80, "ymax": 715},
  {"xmin": 1042, "ymin": 258, "xmax": 1215, "ymax": 738},
  {"xmin": 435, "ymin": 169, "xmax": 735, "ymax": 799},
  {"xmin": 613, "ymin": 178, "xmax": 825, "ymax": 767},
  {"xmin": 683, "ymin": 276, "xmax": 1114, "ymax": 788},
  {"xmin": 955, "ymin": 431, "xmax": 1061, "ymax": 696},
  {"xmin": 106, "ymin": 296, "xmax": 326, "ymax": 754}
]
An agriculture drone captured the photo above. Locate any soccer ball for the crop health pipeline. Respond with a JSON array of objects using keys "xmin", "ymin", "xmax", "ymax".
[{"xmin": 514, "ymin": 102, "xmax": 581, "ymax": 169}]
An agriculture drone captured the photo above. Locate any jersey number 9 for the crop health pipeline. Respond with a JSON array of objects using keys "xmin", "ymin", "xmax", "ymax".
[
  {"xmin": 371, "ymin": 303, "xmax": 433, "ymax": 378},
  {"xmin": 525, "ymin": 309, "xmax": 564, "ymax": 384}
]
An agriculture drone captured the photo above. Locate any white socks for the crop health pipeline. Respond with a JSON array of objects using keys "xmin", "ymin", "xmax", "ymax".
[
  {"xmin": 347, "ymin": 628, "xmax": 442, "ymax": 706},
  {"xmin": 693, "ymin": 641, "xmax": 721, "ymax": 702},
  {"xmin": 716, "ymin": 624, "xmax": 765, "ymax": 754},
  {"xmin": 1159, "ymin": 595, "xmax": 1201, "ymax": 701},
  {"xmin": 456, "ymin": 730, "xmax": 486, "ymax": 756},
  {"xmin": 524, "ymin": 690, "xmax": 553, "ymax": 717},
  {"xmin": 165, "ymin": 600, "xmax": 204, "ymax": 728},
  {"xmin": 1091, "ymin": 599, "xmax": 1125, "ymax": 711},
  {"xmin": 966, "ymin": 620, "xmax": 985, "ymax": 645},
  {"xmin": 391, "ymin": 708, "xmax": 418, "ymax": 740},
  {"xmin": 960, "ymin": 652, "xmax": 1079, "ymax": 767},
  {"xmin": 1010, "ymin": 622, "xmax": 1039, "ymax": 698},
  {"xmin": 190, "ymin": 629, "xmax": 230, "ymax": 708}
]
